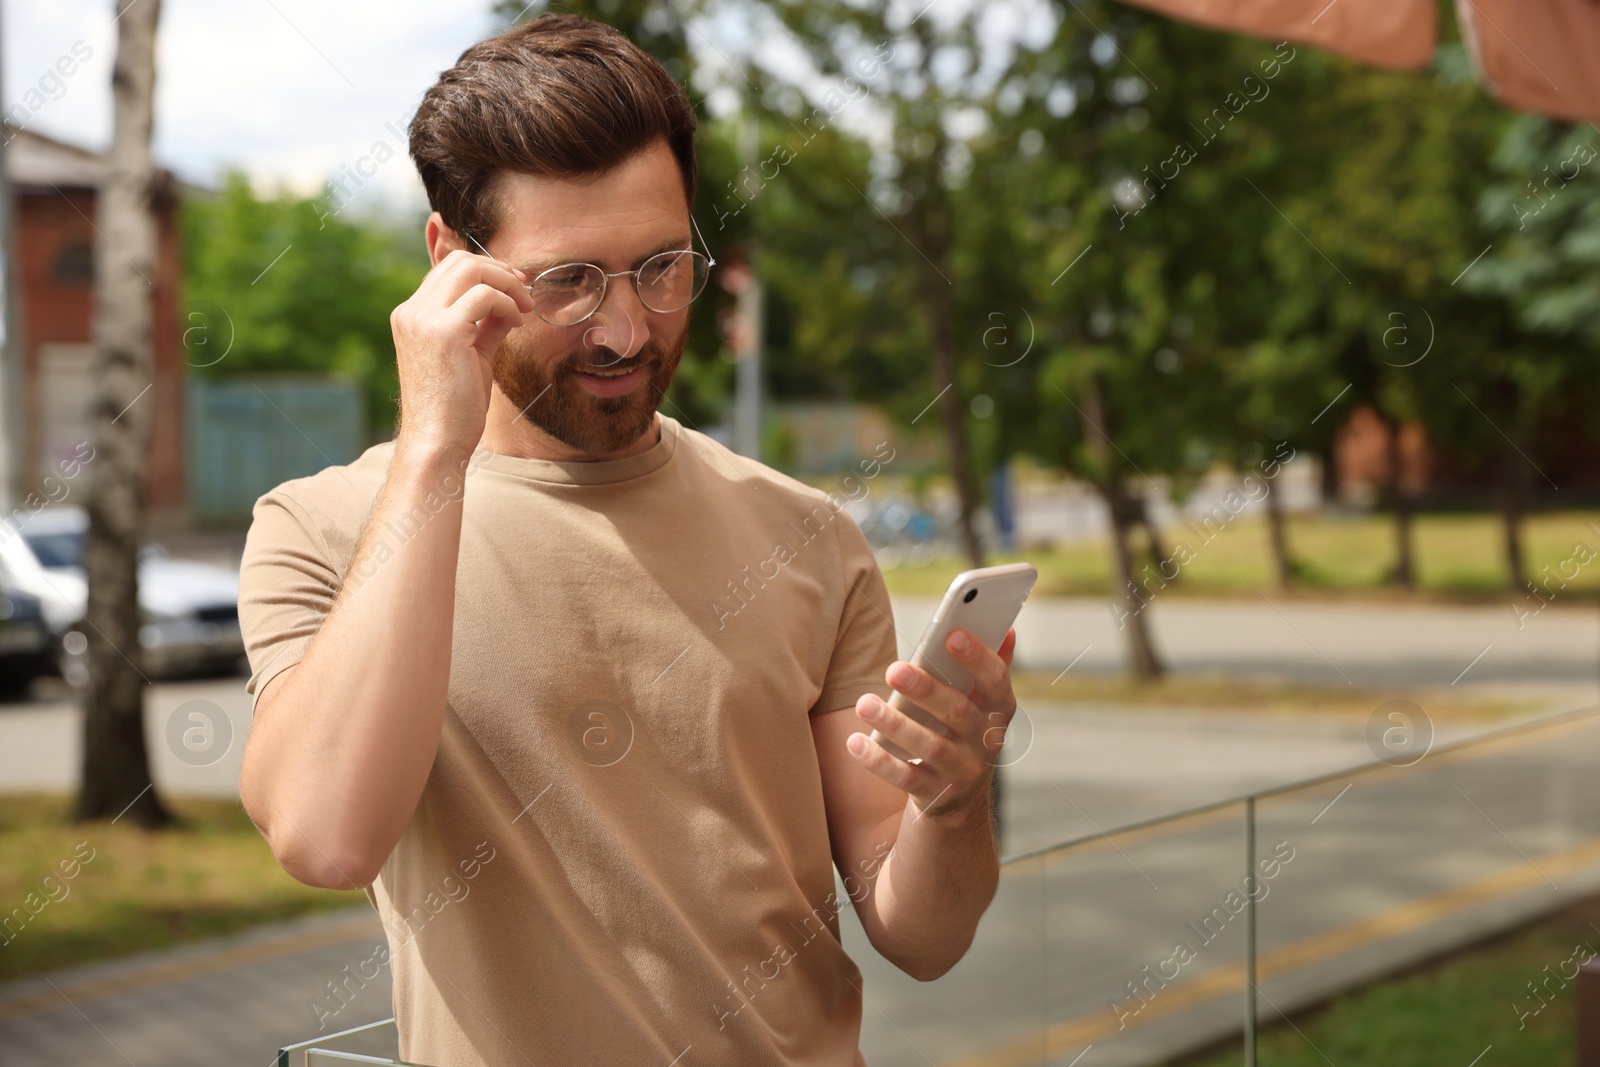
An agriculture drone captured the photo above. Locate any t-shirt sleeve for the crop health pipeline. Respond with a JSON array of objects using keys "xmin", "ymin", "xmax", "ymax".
[
  {"xmin": 238, "ymin": 487, "xmax": 341, "ymax": 714},
  {"xmin": 809, "ymin": 507, "xmax": 900, "ymax": 717}
]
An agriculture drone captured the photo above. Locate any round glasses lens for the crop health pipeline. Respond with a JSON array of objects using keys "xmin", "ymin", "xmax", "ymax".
[
  {"xmin": 636, "ymin": 251, "xmax": 710, "ymax": 313},
  {"xmin": 531, "ymin": 264, "xmax": 605, "ymax": 325}
]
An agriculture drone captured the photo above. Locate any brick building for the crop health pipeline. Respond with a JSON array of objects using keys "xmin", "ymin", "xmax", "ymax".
[{"xmin": 5, "ymin": 121, "xmax": 185, "ymax": 518}]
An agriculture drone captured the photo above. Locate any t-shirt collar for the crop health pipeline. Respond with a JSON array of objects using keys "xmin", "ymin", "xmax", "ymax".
[{"xmin": 472, "ymin": 413, "xmax": 680, "ymax": 486}]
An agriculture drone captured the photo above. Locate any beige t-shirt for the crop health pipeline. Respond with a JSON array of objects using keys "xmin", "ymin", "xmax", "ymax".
[{"xmin": 238, "ymin": 412, "xmax": 900, "ymax": 1067}]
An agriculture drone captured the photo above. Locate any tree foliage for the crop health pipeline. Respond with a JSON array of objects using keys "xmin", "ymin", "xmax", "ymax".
[
  {"xmin": 183, "ymin": 0, "xmax": 1600, "ymax": 673},
  {"xmin": 180, "ymin": 172, "xmax": 429, "ymax": 440}
]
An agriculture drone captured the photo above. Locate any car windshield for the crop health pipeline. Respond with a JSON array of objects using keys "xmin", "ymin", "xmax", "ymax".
[{"xmin": 23, "ymin": 531, "xmax": 85, "ymax": 569}]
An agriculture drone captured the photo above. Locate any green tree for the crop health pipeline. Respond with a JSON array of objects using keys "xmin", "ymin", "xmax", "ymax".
[
  {"xmin": 1254, "ymin": 42, "xmax": 1530, "ymax": 591},
  {"xmin": 180, "ymin": 172, "xmax": 429, "ymax": 440},
  {"xmin": 1466, "ymin": 115, "xmax": 1600, "ymax": 591},
  {"xmin": 762, "ymin": 0, "xmax": 1022, "ymax": 569},
  {"xmin": 979, "ymin": 4, "xmax": 1307, "ymax": 676}
]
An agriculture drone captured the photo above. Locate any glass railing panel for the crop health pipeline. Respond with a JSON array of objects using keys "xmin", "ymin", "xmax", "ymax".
[
  {"xmin": 271, "ymin": 709, "xmax": 1600, "ymax": 1065},
  {"xmin": 847, "ymin": 805, "xmax": 1251, "ymax": 1066},
  {"xmin": 278, "ymin": 1016, "xmax": 403, "ymax": 1067},
  {"xmin": 1253, "ymin": 710, "xmax": 1600, "ymax": 1045},
  {"xmin": 305, "ymin": 1052, "xmax": 411, "ymax": 1066},
  {"xmin": 844, "ymin": 852, "xmax": 1049, "ymax": 1066},
  {"xmin": 1037, "ymin": 805, "xmax": 1250, "ymax": 1067}
]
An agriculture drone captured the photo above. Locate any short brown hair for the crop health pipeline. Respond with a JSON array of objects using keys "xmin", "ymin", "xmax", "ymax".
[{"xmin": 408, "ymin": 14, "xmax": 698, "ymax": 247}]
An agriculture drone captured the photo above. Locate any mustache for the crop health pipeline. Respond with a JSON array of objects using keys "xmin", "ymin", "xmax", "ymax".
[
  {"xmin": 569, "ymin": 358, "xmax": 646, "ymax": 375},
  {"xmin": 569, "ymin": 346, "xmax": 656, "ymax": 372}
]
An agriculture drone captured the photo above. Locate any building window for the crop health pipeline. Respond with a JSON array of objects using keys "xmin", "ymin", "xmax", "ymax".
[{"xmin": 52, "ymin": 242, "xmax": 93, "ymax": 283}]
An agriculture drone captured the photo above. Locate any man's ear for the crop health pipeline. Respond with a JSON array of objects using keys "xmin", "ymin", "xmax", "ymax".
[{"xmin": 424, "ymin": 211, "xmax": 467, "ymax": 268}]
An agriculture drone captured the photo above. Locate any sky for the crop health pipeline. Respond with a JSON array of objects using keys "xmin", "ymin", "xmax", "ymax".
[{"xmin": 8, "ymin": 0, "xmax": 507, "ymax": 218}]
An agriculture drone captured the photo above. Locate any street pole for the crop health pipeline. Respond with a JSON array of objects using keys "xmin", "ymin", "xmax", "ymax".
[
  {"xmin": 732, "ymin": 103, "xmax": 762, "ymax": 461},
  {"xmin": 0, "ymin": 0, "xmax": 24, "ymax": 513}
]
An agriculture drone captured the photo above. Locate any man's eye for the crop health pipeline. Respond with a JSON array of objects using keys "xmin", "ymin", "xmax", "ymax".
[
  {"xmin": 642, "ymin": 254, "xmax": 684, "ymax": 285},
  {"xmin": 539, "ymin": 268, "xmax": 593, "ymax": 291}
]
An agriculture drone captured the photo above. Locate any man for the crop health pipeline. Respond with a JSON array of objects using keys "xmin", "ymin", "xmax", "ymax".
[{"xmin": 237, "ymin": 14, "xmax": 1019, "ymax": 1066}]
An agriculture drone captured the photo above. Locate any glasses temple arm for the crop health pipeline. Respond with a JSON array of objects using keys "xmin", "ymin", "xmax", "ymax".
[{"xmin": 690, "ymin": 215, "xmax": 716, "ymax": 267}]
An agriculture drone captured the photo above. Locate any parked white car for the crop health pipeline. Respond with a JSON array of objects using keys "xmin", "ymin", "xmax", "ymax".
[
  {"xmin": 0, "ymin": 584, "xmax": 54, "ymax": 693},
  {"xmin": 0, "ymin": 507, "xmax": 245, "ymax": 680}
]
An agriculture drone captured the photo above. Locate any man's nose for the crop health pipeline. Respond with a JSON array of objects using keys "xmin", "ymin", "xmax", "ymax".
[{"xmin": 581, "ymin": 276, "xmax": 652, "ymax": 360}]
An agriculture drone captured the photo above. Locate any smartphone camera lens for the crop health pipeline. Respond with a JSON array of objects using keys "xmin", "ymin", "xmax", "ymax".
[{"xmin": 963, "ymin": 588, "xmax": 978, "ymax": 603}]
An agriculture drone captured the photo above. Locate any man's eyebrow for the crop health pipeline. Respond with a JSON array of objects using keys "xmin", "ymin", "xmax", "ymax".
[{"xmin": 514, "ymin": 234, "xmax": 692, "ymax": 276}]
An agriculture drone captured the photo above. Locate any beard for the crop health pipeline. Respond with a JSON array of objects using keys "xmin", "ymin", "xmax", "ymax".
[{"xmin": 491, "ymin": 319, "xmax": 689, "ymax": 455}]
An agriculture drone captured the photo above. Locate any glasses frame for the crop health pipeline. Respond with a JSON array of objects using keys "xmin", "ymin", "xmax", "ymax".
[{"xmin": 463, "ymin": 217, "xmax": 716, "ymax": 327}]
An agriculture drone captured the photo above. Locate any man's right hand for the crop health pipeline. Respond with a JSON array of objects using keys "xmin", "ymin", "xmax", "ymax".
[
  {"xmin": 389, "ymin": 247, "xmax": 538, "ymax": 455},
  {"xmin": 242, "ymin": 247, "xmax": 536, "ymax": 889}
]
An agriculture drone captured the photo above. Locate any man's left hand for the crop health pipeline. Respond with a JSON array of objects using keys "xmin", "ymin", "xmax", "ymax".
[{"xmin": 847, "ymin": 627, "xmax": 1019, "ymax": 821}]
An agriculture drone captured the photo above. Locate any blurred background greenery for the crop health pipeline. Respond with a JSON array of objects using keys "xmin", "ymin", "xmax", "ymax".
[{"xmin": 178, "ymin": 0, "xmax": 1600, "ymax": 625}]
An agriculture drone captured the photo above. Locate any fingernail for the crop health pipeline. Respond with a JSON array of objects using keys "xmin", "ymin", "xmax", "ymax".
[
  {"xmin": 889, "ymin": 663, "xmax": 916, "ymax": 687},
  {"xmin": 948, "ymin": 630, "xmax": 972, "ymax": 653},
  {"xmin": 859, "ymin": 698, "xmax": 882, "ymax": 721},
  {"xmin": 847, "ymin": 733, "xmax": 868, "ymax": 756}
]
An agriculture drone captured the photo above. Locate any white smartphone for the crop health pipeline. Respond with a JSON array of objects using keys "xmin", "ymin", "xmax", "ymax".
[{"xmin": 868, "ymin": 562, "xmax": 1038, "ymax": 762}]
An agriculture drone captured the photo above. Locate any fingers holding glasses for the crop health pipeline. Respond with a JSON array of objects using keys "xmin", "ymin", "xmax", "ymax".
[
  {"xmin": 426, "ymin": 248, "xmax": 534, "ymax": 316},
  {"xmin": 389, "ymin": 245, "xmax": 536, "ymax": 456},
  {"xmin": 453, "ymin": 284, "xmax": 528, "ymax": 345},
  {"xmin": 437, "ymin": 260, "xmax": 536, "ymax": 360}
]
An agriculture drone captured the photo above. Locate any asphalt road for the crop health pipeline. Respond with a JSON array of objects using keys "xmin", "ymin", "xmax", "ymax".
[
  {"xmin": 4, "ymin": 594, "xmax": 1594, "ymax": 801},
  {"xmin": 970, "ymin": 592, "xmax": 1600, "ymax": 695}
]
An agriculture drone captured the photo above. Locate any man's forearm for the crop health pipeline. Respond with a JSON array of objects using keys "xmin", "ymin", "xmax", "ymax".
[
  {"xmin": 864, "ymin": 785, "xmax": 1001, "ymax": 981},
  {"xmin": 240, "ymin": 439, "xmax": 473, "ymax": 889}
]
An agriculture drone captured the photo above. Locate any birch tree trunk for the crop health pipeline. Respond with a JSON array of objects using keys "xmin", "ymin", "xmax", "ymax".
[{"xmin": 75, "ymin": 0, "xmax": 170, "ymax": 828}]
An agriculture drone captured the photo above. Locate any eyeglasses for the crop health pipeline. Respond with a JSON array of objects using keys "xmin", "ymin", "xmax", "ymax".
[{"xmin": 463, "ymin": 218, "xmax": 716, "ymax": 327}]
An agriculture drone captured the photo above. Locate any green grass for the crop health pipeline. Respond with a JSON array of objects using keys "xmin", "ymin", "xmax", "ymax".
[
  {"xmin": 1180, "ymin": 893, "xmax": 1600, "ymax": 1067},
  {"xmin": 0, "ymin": 793, "xmax": 365, "ymax": 983},
  {"xmin": 880, "ymin": 510, "xmax": 1600, "ymax": 602}
]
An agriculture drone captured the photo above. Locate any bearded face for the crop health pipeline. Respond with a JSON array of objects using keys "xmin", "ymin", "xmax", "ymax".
[{"xmin": 490, "ymin": 317, "xmax": 689, "ymax": 455}]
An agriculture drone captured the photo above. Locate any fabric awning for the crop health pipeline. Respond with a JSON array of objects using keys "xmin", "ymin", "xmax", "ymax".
[{"xmin": 1116, "ymin": 0, "xmax": 1600, "ymax": 121}]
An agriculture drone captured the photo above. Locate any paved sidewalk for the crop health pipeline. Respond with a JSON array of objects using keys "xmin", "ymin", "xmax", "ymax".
[{"xmin": 0, "ymin": 906, "xmax": 390, "ymax": 1067}]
